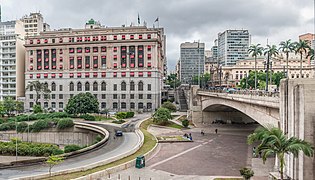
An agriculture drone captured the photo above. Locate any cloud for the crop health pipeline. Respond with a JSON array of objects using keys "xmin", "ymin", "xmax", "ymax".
[{"xmin": 0, "ymin": 0, "xmax": 313, "ymax": 71}]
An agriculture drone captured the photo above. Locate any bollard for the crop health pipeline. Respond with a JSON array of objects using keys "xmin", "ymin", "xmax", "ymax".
[{"xmin": 108, "ymin": 173, "xmax": 111, "ymax": 179}]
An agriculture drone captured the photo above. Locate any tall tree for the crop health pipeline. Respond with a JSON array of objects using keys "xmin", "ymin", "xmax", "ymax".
[
  {"xmin": 248, "ymin": 127, "xmax": 314, "ymax": 180},
  {"xmin": 65, "ymin": 92, "xmax": 99, "ymax": 115},
  {"xmin": 26, "ymin": 81, "xmax": 51, "ymax": 104},
  {"xmin": 294, "ymin": 40, "xmax": 311, "ymax": 78},
  {"xmin": 279, "ymin": 40, "xmax": 295, "ymax": 78},
  {"xmin": 166, "ymin": 73, "xmax": 181, "ymax": 89},
  {"xmin": 264, "ymin": 45, "xmax": 279, "ymax": 87},
  {"xmin": 248, "ymin": 44, "xmax": 263, "ymax": 89},
  {"xmin": 307, "ymin": 48, "xmax": 314, "ymax": 64}
]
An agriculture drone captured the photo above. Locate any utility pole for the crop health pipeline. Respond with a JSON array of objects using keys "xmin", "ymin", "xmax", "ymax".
[{"xmin": 266, "ymin": 52, "xmax": 270, "ymax": 92}]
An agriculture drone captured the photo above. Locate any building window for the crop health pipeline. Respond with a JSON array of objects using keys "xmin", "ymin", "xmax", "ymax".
[
  {"xmin": 147, "ymin": 102, "xmax": 152, "ymax": 109},
  {"xmin": 139, "ymin": 94, "xmax": 143, "ymax": 99},
  {"xmin": 30, "ymin": 102, "xmax": 34, "ymax": 108},
  {"xmin": 101, "ymin": 82, "xmax": 106, "ymax": 91},
  {"xmin": 85, "ymin": 82, "xmax": 90, "ymax": 91},
  {"xmin": 85, "ymin": 56, "xmax": 90, "ymax": 68},
  {"xmin": 59, "ymin": 102, "xmax": 63, "ymax": 109},
  {"xmin": 148, "ymin": 84, "xmax": 151, "ymax": 91},
  {"xmin": 113, "ymin": 94, "xmax": 118, "ymax": 99},
  {"xmin": 121, "ymin": 94, "xmax": 126, "ymax": 99},
  {"xmin": 130, "ymin": 102, "xmax": 135, "ymax": 109},
  {"xmin": 51, "ymin": 94, "xmax": 55, "ymax": 99},
  {"xmin": 101, "ymin": 47, "xmax": 106, "ymax": 52},
  {"xmin": 113, "ymin": 102, "xmax": 118, "ymax": 109},
  {"xmin": 51, "ymin": 82, "xmax": 56, "ymax": 91},
  {"xmin": 121, "ymin": 102, "xmax": 126, "ymax": 109},
  {"xmin": 101, "ymin": 94, "xmax": 106, "ymax": 99},
  {"xmin": 101, "ymin": 102, "xmax": 106, "ymax": 109},
  {"xmin": 114, "ymin": 84, "xmax": 117, "ymax": 91},
  {"xmin": 121, "ymin": 81, "xmax": 126, "ymax": 91},
  {"xmin": 51, "ymin": 102, "xmax": 56, "ymax": 108},
  {"xmin": 93, "ymin": 82, "xmax": 98, "ymax": 91},
  {"xmin": 30, "ymin": 94, "xmax": 33, "ymax": 99},
  {"xmin": 59, "ymin": 94, "xmax": 63, "ymax": 99},
  {"xmin": 77, "ymin": 82, "xmax": 82, "ymax": 91},
  {"xmin": 94, "ymin": 94, "xmax": 97, "ymax": 98},
  {"xmin": 147, "ymin": 94, "xmax": 151, "ymax": 99},
  {"xmin": 69, "ymin": 82, "xmax": 74, "ymax": 91},
  {"xmin": 130, "ymin": 81, "xmax": 135, "ymax": 91},
  {"xmin": 44, "ymin": 102, "xmax": 48, "ymax": 108},
  {"xmin": 70, "ymin": 94, "xmax": 74, "ymax": 98},
  {"xmin": 93, "ymin": 47, "xmax": 98, "ymax": 52},
  {"xmin": 138, "ymin": 102, "xmax": 143, "ymax": 109},
  {"xmin": 130, "ymin": 94, "xmax": 134, "ymax": 99},
  {"xmin": 59, "ymin": 85, "xmax": 63, "ymax": 91},
  {"xmin": 138, "ymin": 81, "xmax": 143, "ymax": 91}
]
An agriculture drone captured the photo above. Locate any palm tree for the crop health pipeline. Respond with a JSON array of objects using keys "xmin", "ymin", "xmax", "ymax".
[
  {"xmin": 294, "ymin": 40, "xmax": 311, "ymax": 78},
  {"xmin": 248, "ymin": 127, "xmax": 314, "ymax": 180},
  {"xmin": 248, "ymin": 44, "xmax": 263, "ymax": 89},
  {"xmin": 279, "ymin": 40, "xmax": 295, "ymax": 78},
  {"xmin": 307, "ymin": 48, "xmax": 314, "ymax": 63},
  {"xmin": 264, "ymin": 45, "xmax": 279, "ymax": 87},
  {"xmin": 26, "ymin": 81, "xmax": 51, "ymax": 105}
]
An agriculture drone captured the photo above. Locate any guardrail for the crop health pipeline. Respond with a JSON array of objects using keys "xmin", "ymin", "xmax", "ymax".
[{"xmin": 198, "ymin": 89, "xmax": 280, "ymax": 98}]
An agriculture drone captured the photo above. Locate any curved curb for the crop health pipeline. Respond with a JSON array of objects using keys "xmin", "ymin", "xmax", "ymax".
[
  {"xmin": 0, "ymin": 122, "xmax": 109, "ymax": 169},
  {"xmin": 73, "ymin": 117, "xmax": 158, "ymax": 180}
]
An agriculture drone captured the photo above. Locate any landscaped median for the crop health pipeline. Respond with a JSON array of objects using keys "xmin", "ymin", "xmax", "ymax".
[{"xmin": 36, "ymin": 118, "xmax": 157, "ymax": 180}]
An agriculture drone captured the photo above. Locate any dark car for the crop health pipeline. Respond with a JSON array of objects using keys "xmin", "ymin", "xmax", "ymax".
[{"xmin": 115, "ymin": 130, "xmax": 123, "ymax": 136}]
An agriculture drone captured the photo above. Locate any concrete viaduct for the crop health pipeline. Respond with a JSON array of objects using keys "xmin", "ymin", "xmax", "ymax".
[{"xmin": 188, "ymin": 79, "xmax": 315, "ymax": 180}]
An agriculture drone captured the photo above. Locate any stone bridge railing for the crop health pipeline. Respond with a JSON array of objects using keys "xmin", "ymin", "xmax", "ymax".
[{"xmin": 200, "ymin": 89, "xmax": 280, "ymax": 98}]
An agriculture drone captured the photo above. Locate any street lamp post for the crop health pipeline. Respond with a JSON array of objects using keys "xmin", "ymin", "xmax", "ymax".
[
  {"xmin": 219, "ymin": 65, "xmax": 222, "ymax": 87},
  {"xmin": 265, "ymin": 52, "xmax": 270, "ymax": 92}
]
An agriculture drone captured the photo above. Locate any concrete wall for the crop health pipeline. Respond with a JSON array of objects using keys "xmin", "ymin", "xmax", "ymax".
[
  {"xmin": 202, "ymin": 111, "xmax": 255, "ymax": 125},
  {"xmin": 280, "ymin": 79, "xmax": 315, "ymax": 180},
  {"xmin": 0, "ymin": 127, "xmax": 98, "ymax": 146}
]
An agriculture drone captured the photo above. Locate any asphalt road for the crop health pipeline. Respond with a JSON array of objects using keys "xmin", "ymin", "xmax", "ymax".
[{"xmin": 0, "ymin": 124, "xmax": 140, "ymax": 180}]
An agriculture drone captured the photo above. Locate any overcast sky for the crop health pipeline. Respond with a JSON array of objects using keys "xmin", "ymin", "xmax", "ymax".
[{"xmin": 0, "ymin": 0, "xmax": 313, "ymax": 71}]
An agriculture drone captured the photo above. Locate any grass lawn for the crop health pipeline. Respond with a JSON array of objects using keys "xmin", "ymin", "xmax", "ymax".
[
  {"xmin": 166, "ymin": 121, "xmax": 183, "ymax": 129},
  {"xmin": 94, "ymin": 115, "xmax": 114, "ymax": 121},
  {"xmin": 42, "ymin": 118, "xmax": 156, "ymax": 180}
]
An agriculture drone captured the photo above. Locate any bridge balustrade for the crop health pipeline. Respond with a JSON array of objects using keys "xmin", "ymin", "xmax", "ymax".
[{"xmin": 198, "ymin": 89, "xmax": 279, "ymax": 98}]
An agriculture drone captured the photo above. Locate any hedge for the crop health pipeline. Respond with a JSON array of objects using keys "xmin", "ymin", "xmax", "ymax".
[
  {"xmin": 0, "ymin": 122, "xmax": 15, "ymax": 131},
  {"xmin": 0, "ymin": 139, "xmax": 63, "ymax": 157},
  {"xmin": 64, "ymin": 144, "xmax": 82, "ymax": 153},
  {"xmin": 115, "ymin": 111, "xmax": 135, "ymax": 119},
  {"xmin": 8, "ymin": 112, "xmax": 71, "ymax": 123},
  {"xmin": 79, "ymin": 114, "xmax": 96, "ymax": 121},
  {"xmin": 57, "ymin": 119, "xmax": 74, "ymax": 129},
  {"xmin": 17, "ymin": 122, "xmax": 28, "ymax": 133}
]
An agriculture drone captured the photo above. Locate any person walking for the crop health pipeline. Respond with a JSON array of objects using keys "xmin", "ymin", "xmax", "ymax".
[
  {"xmin": 201, "ymin": 130, "xmax": 205, "ymax": 136},
  {"xmin": 215, "ymin": 129, "xmax": 218, "ymax": 134}
]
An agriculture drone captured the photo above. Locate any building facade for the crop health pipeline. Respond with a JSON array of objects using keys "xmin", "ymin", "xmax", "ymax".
[
  {"xmin": 23, "ymin": 25, "xmax": 166, "ymax": 112},
  {"xmin": 179, "ymin": 42, "xmax": 205, "ymax": 84},
  {"xmin": 217, "ymin": 30, "xmax": 249, "ymax": 66},
  {"xmin": 215, "ymin": 52, "xmax": 313, "ymax": 87},
  {"xmin": 0, "ymin": 20, "xmax": 25, "ymax": 100},
  {"xmin": 21, "ymin": 12, "xmax": 50, "ymax": 36},
  {"xmin": 299, "ymin": 33, "xmax": 315, "ymax": 65}
]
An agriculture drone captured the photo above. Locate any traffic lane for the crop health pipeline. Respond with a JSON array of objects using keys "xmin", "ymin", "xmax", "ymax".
[{"xmin": 0, "ymin": 131, "xmax": 138, "ymax": 179}]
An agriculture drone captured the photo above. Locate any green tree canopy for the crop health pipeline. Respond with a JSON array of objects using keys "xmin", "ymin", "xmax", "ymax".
[
  {"xmin": 65, "ymin": 92, "xmax": 99, "ymax": 115},
  {"xmin": 248, "ymin": 126, "xmax": 314, "ymax": 180},
  {"xmin": 192, "ymin": 73, "xmax": 211, "ymax": 87},
  {"xmin": 161, "ymin": 101, "xmax": 176, "ymax": 112},
  {"xmin": 166, "ymin": 73, "xmax": 181, "ymax": 88},
  {"xmin": 3, "ymin": 97, "xmax": 16, "ymax": 116},
  {"xmin": 239, "ymin": 71, "xmax": 285, "ymax": 89},
  {"xmin": 152, "ymin": 107, "xmax": 172, "ymax": 125}
]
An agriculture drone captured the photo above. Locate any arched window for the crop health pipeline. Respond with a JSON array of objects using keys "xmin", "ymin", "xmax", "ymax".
[
  {"xmin": 138, "ymin": 102, "xmax": 143, "ymax": 109},
  {"xmin": 93, "ymin": 82, "xmax": 98, "ymax": 91},
  {"xmin": 101, "ymin": 102, "xmax": 106, "ymax": 109},
  {"xmin": 69, "ymin": 82, "xmax": 74, "ymax": 91},
  {"xmin": 77, "ymin": 82, "xmax": 82, "ymax": 91},
  {"xmin": 51, "ymin": 82, "xmax": 56, "ymax": 91},
  {"xmin": 121, "ymin": 81, "xmax": 126, "ymax": 91},
  {"xmin": 121, "ymin": 102, "xmax": 126, "ymax": 109},
  {"xmin": 138, "ymin": 81, "xmax": 143, "ymax": 91},
  {"xmin": 130, "ymin": 81, "xmax": 135, "ymax": 91},
  {"xmin": 101, "ymin": 81, "xmax": 106, "ymax": 91},
  {"xmin": 113, "ymin": 102, "xmax": 118, "ymax": 109},
  {"xmin": 130, "ymin": 102, "xmax": 135, "ymax": 109},
  {"xmin": 85, "ymin": 82, "xmax": 90, "ymax": 91}
]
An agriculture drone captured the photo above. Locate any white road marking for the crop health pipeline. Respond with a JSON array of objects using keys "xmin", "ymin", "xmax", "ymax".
[{"xmin": 149, "ymin": 139, "xmax": 214, "ymax": 168}]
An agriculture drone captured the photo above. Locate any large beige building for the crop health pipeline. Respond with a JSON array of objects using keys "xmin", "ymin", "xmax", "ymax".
[
  {"xmin": 205, "ymin": 52, "xmax": 314, "ymax": 87},
  {"xmin": 23, "ymin": 22, "xmax": 166, "ymax": 112},
  {"xmin": 21, "ymin": 12, "xmax": 50, "ymax": 37}
]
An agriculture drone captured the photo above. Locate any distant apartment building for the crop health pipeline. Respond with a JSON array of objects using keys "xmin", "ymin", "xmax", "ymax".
[
  {"xmin": 21, "ymin": 12, "xmax": 50, "ymax": 36},
  {"xmin": 0, "ymin": 20, "xmax": 25, "ymax": 100},
  {"xmin": 23, "ymin": 22, "xmax": 166, "ymax": 112},
  {"xmin": 217, "ymin": 30, "xmax": 249, "ymax": 66},
  {"xmin": 179, "ymin": 42, "xmax": 205, "ymax": 84}
]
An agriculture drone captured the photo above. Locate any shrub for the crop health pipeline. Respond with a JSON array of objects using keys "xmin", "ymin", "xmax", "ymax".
[
  {"xmin": 48, "ymin": 112, "xmax": 70, "ymax": 119},
  {"xmin": 57, "ymin": 119, "xmax": 74, "ymax": 129},
  {"xmin": 126, "ymin": 111, "xmax": 135, "ymax": 118},
  {"xmin": 152, "ymin": 108, "xmax": 172, "ymax": 125},
  {"xmin": 31, "ymin": 119, "xmax": 49, "ymax": 132},
  {"xmin": 161, "ymin": 101, "xmax": 176, "ymax": 112},
  {"xmin": 79, "ymin": 114, "xmax": 95, "ymax": 121},
  {"xmin": 182, "ymin": 119, "xmax": 189, "ymax": 128},
  {"xmin": 115, "ymin": 112, "xmax": 127, "ymax": 119},
  {"xmin": 94, "ymin": 135, "xmax": 103, "ymax": 143},
  {"xmin": 17, "ymin": 122, "xmax": 28, "ymax": 133},
  {"xmin": 33, "ymin": 105, "xmax": 43, "ymax": 114},
  {"xmin": 0, "ymin": 122, "xmax": 16, "ymax": 131},
  {"xmin": 240, "ymin": 167, "xmax": 254, "ymax": 180},
  {"xmin": 64, "ymin": 144, "xmax": 82, "ymax": 153}
]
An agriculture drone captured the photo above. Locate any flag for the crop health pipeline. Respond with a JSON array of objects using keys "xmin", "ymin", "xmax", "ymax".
[
  {"xmin": 154, "ymin": 17, "xmax": 159, "ymax": 22},
  {"xmin": 137, "ymin": 13, "xmax": 140, "ymax": 25}
]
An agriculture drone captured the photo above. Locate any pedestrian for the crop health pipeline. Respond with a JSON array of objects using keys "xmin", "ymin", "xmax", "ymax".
[
  {"xmin": 189, "ymin": 133, "xmax": 192, "ymax": 141},
  {"xmin": 253, "ymin": 147, "xmax": 256, "ymax": 157},
  {"xmin": 215, "ymin": 129, "xmax": 218, "ymax": 134},
  {"xmin": 201, "ymin": 130, "xmax": 205, "ymax": 136}
]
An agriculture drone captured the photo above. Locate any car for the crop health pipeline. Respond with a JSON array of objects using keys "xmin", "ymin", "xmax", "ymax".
[{"xmin": 115, "ymin": 130, "xmax": 123, "ymax": 136}]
